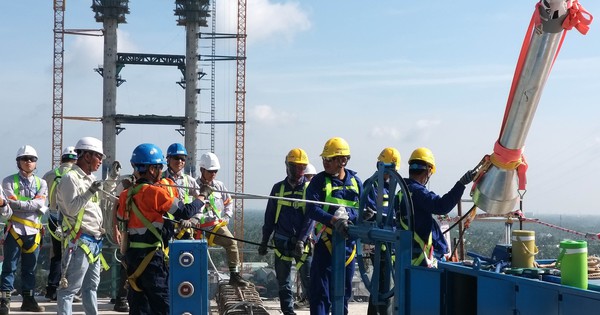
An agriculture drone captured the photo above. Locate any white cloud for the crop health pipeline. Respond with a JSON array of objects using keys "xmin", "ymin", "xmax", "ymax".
[
  {"xmin": 250, "ymin": 104, "xmax": 295, "ymax": 125},
  {"xmin": 370, "ymin": 127, "xmax": 401, "ymax": 140},
  {"xmin": 217, "ymin": 0, "xmax": 311, "ymax": 44}
]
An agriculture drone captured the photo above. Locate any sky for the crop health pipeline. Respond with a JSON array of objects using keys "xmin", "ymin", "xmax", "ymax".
[{"xmin": 1, "ymin": 1, "xmax": 599, "ymax": 217}]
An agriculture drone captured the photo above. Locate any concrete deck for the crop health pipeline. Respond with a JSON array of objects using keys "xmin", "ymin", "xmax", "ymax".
[{"xmin": 7, "ymin": 296, "xmax": 368, "ymax": 314}]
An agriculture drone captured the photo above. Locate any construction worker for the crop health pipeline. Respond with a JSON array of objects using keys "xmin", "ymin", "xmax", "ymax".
[
  {"xmin": 41, "ymin": 146, "xmax": 77, "ymax": 301},
  {"xmin": 0, "ymin": 145, "xmax": 48, "ymax": 314},
  {"xmin": 196, "ymin": 152, "xmax": 249, "ymax": 287},
  {"xmin": 259, "ymin": 148, "xmax": 312, "ymax": 315},
  {"xmin": 55, "ymin": 137, "xmax": 117, "ymax": 315},
  {"xmin": 302, "ymin": 137, "xmax": 362, "ymax": 315},
  {"xmin": 365, "ymin": 147, "xmax": 401, "ymax": 315},
  {"xmin": 117, "ymin": 143, "xmax": 207, "ymax": 315},
  {"xmin": 304, "ymin": 163, "xmax": 317, "ymax": 182},
  {"xmin": 163, "ymin": 143, "xmax": 201, "ymax": 240},
  {"xmin": 398, "ymin": 147, "xmax": 476, "ymax": 267},
  {"xmin": 164, "ymin": 143, "xmax": 200, "ymax": 203}
]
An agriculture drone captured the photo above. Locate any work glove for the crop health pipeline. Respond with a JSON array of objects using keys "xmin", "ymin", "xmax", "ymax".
[
  {"xmin": 258, "ymin": 242, "xmax": 268, "ymax": 256},
  {"xmin": 179, "ymin": 219, "xmax": 194, "ymax": 229},
  {"xmin": 199, "ymin": 184, "xmax": 213, "ymax": 199},
  {"xmin": 333, "ymin": 218, "xmax": 351, "ymax": 239},
  {"xmin": 333, "ymin": 206, "xmax": 349, "ymax": 220},
  {"xmin": 88, "ymin": 180, "xmax": 102, "ymax": 194},
  {"xmin": 294, "ymin": 240, "xmax": 305, "ymax": 258},
  {"xmin": 109, "ymin": 161, "xmax": 121, "ymax": 179},
  {"xmin": 458, "ymin": 169, "xmax": 477, "ymax": 186},
  {"xmin": 363, "ymin": 207, "xmax": 375, "ymax": 221}
]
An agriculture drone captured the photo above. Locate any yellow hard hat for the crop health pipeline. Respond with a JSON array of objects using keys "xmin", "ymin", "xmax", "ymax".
[
  {"xmin": 378, "ymin": 147, "xmax": 401, "ymax": 171},
  {"xmin": 408, "ymin": 147, "xmax": 436, "ymax": 174},
  {"xmin": 320, "ymin": 137, "xmax": 351, "ymax": 158},
  {"xmin": 286, "ymin": 148, "xmax": 309, "ymax": 165}
]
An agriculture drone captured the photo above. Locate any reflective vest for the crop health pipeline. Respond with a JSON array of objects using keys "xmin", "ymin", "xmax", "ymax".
[
  {"xmin": 47, "ymin": 167, "xmax": 71, "ymax": 241},
  {"xmin": 8, "ymin": 174, "xmax": 43, "ymax": 253},
  {"xmin": 272, "ymin": 181, "xmax": 309, "ymax": 269},
  {"xmin": 61, "ymin": 170, "xmax": 109, "ymax": 270},
  {"xmin": 397, "ymin": 190, "xmax": 434, "ymax": 267},
  {"xmin": 162, "ymin": 173, "xmax": 193, "ymax": 203},
  {"xmin": 314, "ymin": 176, "xmax": 359, "ymax": 266}
]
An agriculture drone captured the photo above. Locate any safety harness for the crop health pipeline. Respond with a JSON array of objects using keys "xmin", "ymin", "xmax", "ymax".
[
  {"xmin": 314, "ymin": 177, "xmax": 358, "ymax": 267},
  {"xmin": 124, "ymin": 183, "xmax": 167, "ymax": 292},
  {"xmin": 397, "ymin": 190, "xmax": 434, "ymax": 267},
  {"xmin": 272, "ymin": 182, "xmax": 310, "ymax": 269},
  {"xmin": 6, "ymin": 175, "xmax": 43, "ymax": 253},
  {"xmin": 47, "ymin": 167, "xmax": 71, "ymax": 241},
  {"xmin": 194, "ymin": 194, "xmax": 227, "ymax": 246},
  {"xmin": 61, "ymin": 171, "xmax": 110, "ymax": 271}
]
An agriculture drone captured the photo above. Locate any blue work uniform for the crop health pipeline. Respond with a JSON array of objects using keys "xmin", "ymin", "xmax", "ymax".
[
  {"xmin": 399, "ymin": 178, "xmax": 465, "ymax": 266},
  {"xmin": 302, "ymin": 169, "xmax": 362, "ymax": 315},
  {"xmin": 261, "ymin": 177, "xmax": 312, "ymax": 315}
]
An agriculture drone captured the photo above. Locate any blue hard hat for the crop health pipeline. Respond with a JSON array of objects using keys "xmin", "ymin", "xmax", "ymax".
[
  {"xmin": 130, "ymin": 143, "xmax": 167, "ymax": 165},
  {"xmin": 167, "ymin": 143, "xmax": 188, "ymax": 157}
]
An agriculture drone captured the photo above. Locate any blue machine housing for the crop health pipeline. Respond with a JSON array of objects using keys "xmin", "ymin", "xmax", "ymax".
[{"xmin": 169, "ymin": 239, "xmax": 209, "ymax": 315}]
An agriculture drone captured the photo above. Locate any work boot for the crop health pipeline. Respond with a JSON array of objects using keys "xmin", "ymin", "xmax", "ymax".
[
  {"xmin": 229, "ymin": 272, "xmax": 250, "ymax": 287},
  {"xmin": 44, "ymin": 286, "xmax": 57, "ymax": 301},
  {"xmin": 20, "ymin": 290, "xmax": 44, "ymax": 312},
  {"xmin": 113, "ymin": 298, "xmax": 129, "ymax": 312},
  {"xmin": 0, "ymin": 291, "xmax": 10, "ymax": 315}
]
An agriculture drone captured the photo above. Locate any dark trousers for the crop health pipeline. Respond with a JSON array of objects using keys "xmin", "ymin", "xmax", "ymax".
[
  {"xmin": 47, "ymin": 213, "xmax": 62, "ymax": 291},
  {"xmin": 126, "ymin": 249, "xmax": 169, "ymax": 315},
  {"xmin": 309, "ymin": 240, "xmax": 355, "ymax": 315}
]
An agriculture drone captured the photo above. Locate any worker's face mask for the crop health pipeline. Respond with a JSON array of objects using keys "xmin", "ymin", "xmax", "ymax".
[{"xmin": 286, "ymin": 162, "xmax": 305, "ymax": 183}]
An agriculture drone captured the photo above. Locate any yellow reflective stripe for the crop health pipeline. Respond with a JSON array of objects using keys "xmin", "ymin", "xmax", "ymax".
[
  {"xmin": 129, "ymin": 241, "xmax": 162, "ymax": 249},
  {"xmin": 9, "ymin": 216, "xmax": 42, "ymax": 230},
  {"xmin": 274, "ymin": 248, "xmax": 294, "ymax": 262},
  {"xmin": 9, "ymin": 228, "xmax": 41, "ymax": 253},
  {"xmin": 274, "ymin": 182, "xmax": 307, "ymax": 224},
  {"xmin": 207, "ymin": 220, "xmax": 228, "ymax": 246}
]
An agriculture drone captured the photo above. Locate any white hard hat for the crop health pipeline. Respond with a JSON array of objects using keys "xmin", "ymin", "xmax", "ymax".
[
  {"xmin": 305, "ymin": 163, "xmax": 317, "ymax": 175},
  {"xmin": 62, "ymin": 146, "xmax": 77, "ymax": 158},
  {"xmin": 16, "ymin": 145, "xmax": 38, "ymax": 159},
  {"xmin": 75, "ymin": 137, "xmax": 105, "ymax": 158},
  {"xmin": 199, "ymin": 152, "xmax": 220, "ymax": 171}
]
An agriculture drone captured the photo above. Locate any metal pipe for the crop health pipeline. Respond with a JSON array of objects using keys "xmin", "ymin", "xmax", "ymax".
[{"xmin": 473, "ymin": 1, "xmax": 568, "ymax": 214}]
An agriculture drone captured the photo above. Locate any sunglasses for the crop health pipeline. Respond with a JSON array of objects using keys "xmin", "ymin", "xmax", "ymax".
[
  {"xmin": 19, "ymin": 156, "xmax": 38, "ymax": 163},
  {"xmin": 205, "ymin": 170, "xmax": 218, "ymax": 174},
  {"xmin": 170, "ymin": 156, "xmax": 186, "ymax": 162},
  {"xmin": 322, "ymin": 156, "xmax": 350, "ymax": 163}
]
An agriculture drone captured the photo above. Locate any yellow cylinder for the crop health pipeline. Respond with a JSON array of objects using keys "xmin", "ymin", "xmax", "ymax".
[{"xmin": 511, "ymin": 230, "xmax": 538, "ymax": 268}]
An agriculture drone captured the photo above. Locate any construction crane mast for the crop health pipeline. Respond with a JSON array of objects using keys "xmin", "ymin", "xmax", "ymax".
[
  {"xmin": 52, "ymin": 0, "xmax": 66, "ymax": 168},
  {"xmin": 233, "ymin": 0, "xmax": 247, "ymax": 256}
]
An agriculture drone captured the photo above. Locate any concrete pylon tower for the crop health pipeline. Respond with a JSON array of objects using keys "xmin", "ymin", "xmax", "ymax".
[
  {"xmin": 92, "ymin": 0, "xmax": 129, "ymax": 177},
  {"xmin": 175, "ymin": 0, "xmax": 210, "ymax": 177}
]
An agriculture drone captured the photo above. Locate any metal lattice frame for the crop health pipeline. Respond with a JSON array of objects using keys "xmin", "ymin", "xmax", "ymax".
[
  {"xmin": 233, "ymin": 0, "xmax": 247, "ymax": 258},
  {"xmin": 52, "ymin": 0, "xmax": 65, "ymax": 168}
]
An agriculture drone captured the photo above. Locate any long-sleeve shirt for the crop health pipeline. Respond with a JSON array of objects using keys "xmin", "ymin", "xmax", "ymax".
[
  {"xmin": 56, "ymin": 164, "xmax": 104, "ymax": 238},
  {"xmin": 2, "ymin": 172, "xmax": 48, "ymax": 235},
  {"xmin": 401, "ymin": 178, "xmax": 465, "ymax": 254},
  {"xmin": 163, "ymin": 169, "xmax": 199, "ymax": 204},
  {"xmin": 197, "ymin": 178, "xmax": 233, "ymax": 218},
  {"xmin": 0, "ymin": 187, "xmax": 13, "ymax": 222},
  {"xmin": 42, "ymin": 162, "xmax": 75, "ymax": 212},
  {"xmin": 261, "ymin": 177, "xmax": 310, "ymax": 245},
  {"xmin": 301, "ymin": 169, "xmax": 362, "ymax": 241}
]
